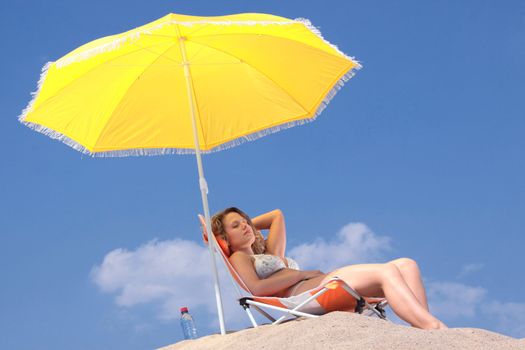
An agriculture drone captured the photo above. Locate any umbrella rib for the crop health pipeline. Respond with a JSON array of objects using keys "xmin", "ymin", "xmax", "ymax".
[
  {"xmin": 190, "ymin": 31, "xmax": 354, "ymax": 63},
  {"xmin": 187, "ymin": 39, "xmax": 309, "ymax": 114},
  {"xmin": 142, "ymin": 23, "xmax": 208, "ymax": 39},
  {"xmin": 90, "ymin": 44, "xmax": 178, "ymax": 150},
  {"xmin": 28, "ymin": 42, "xmax": 180, "ymax": 119},
  {"xmin": 129, "ymin": 41, "xmax": 183, "ymax": 65}
]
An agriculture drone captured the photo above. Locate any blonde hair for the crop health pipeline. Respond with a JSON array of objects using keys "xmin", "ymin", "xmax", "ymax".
[{"xmin": 211, "ymin": 207, "xmax": 266, "ymax": 254}]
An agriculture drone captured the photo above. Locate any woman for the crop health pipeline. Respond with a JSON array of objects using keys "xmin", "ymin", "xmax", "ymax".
[{"xmin": 211, "ymin": 207, "xmax": 448, "ymax": 330}]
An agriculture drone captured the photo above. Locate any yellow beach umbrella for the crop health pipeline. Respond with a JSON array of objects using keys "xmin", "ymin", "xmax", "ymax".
[{"xmin": 19, "ymin": 13, "xmax": 361, "ymax": 334}]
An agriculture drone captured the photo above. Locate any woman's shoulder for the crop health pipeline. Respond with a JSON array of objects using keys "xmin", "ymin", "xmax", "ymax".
[{"xmin": 229, "ymin": 251, "xmax": 255, "ymax": 263}]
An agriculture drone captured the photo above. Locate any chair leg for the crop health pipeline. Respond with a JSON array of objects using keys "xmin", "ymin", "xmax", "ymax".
[
  {"xmin": 244, "ymin": 306, "xmax": 258, "ymax": 328},
  {"xmin": 246, "ymin": 299, "xmax": 320, "ymax": 319},
  {"xmin": 374, "ymin": 300, "xmax": 388, "ymax": 319},
  {"xmin": 361, "ymin": 300, "xmax": 388, "ymax": 319},
  {"xmin": 251, "ymin": 304, "xmax": 277, "ymax": 322},
  {"xmin": 273, "ymin": 314, "xmax": 291, "ymax": 325}
]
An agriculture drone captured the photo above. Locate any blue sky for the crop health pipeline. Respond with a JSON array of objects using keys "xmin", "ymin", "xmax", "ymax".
[{"xmin": 1, "ymin": 0, "xmax": 524, "ymax": 349}]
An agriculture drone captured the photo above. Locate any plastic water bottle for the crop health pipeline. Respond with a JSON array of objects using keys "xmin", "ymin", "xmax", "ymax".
[{"xmin": 180, "ymin": 307, "xmax": 198, "ymax": 339}]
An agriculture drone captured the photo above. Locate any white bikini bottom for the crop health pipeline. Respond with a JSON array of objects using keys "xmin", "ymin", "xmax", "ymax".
[{"xmin": 288, "ymin": 280, "xmax": 307, "ymax": 297}]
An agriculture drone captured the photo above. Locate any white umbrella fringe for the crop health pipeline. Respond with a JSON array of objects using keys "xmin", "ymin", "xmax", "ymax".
[{"xmin": 18, "ymin": 64, "xmax": 361, "ymax": 157}]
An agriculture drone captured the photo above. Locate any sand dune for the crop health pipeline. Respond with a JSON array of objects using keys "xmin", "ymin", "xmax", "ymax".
[{"xmin": 159, "ymin": 312, "xmax": 524, "ymax": 350}]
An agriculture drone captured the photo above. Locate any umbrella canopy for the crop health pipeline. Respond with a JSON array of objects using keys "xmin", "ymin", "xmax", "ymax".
[
  {"xmin": 20, "ymin": 13, "xmax": 360, "ymax": 155},
  {"xmin": 19, "ymin": 13, "xmax": 361, "ymax": 335}
]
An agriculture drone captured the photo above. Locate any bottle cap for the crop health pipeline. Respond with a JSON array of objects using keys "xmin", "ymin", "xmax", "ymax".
[{"xmin": 180, "ymin": 307, "xmax": 189, "ymax": 313}]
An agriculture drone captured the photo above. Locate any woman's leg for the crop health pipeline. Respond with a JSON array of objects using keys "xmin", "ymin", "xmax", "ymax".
[
  {"xmin": 388, "ymin": 258, "xmax": 429, "ymax": 311},
  {"xmin": 320, "ymin": 263, "xmax": 447, "ymax": 329}
]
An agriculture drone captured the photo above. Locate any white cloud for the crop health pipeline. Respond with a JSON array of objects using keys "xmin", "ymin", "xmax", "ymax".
[
  {"xmin": 457, "ymin": 263, "xmax": 484, "ymax": 278},
  {"xmin": 91, "ymin": 238, "xmax": 259, "ymax": 329},
  {"xmin": 427, "ymin": 281, "xmax": 487, "ymax": 319},
  {"xmin": 426, "ymin": 280, "xmax": 525, "ymax": 338},
  {"xmin": 483, "ymin": 301, "xmax": 525, "ymax": 338},
  {"xmin": 92, "ymin": 239, "xmax": 212, "ymax": 317},
  {"xmin": 288, "ymin": 222, "xmax": 392, "ymax": 272}
]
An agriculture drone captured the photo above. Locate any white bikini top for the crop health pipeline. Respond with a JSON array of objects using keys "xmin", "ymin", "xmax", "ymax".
[{"xmin": 253, "ymin": 254, "xmax": 300, "ymax": 279}]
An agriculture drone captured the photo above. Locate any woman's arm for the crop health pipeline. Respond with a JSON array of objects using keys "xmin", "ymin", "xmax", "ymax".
[
  {"xmin": 229, "ymin": 252, "xmax": 323, "ymax": 296},
  {"xmin": 251, "ymin": 209, "xmax": 286, "ymax": 257}
]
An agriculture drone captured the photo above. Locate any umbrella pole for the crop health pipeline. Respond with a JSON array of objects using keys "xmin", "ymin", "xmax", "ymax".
[
  {"xmin": 194, "ymin": 147, "xmax": 227, "ymax": 336},
  {"xmin": 194, "ymin": 148, "xmax": 227, "ymax": 336},
  {"xmin": 179, "ymin": 36, "xmax": 227, "ymax": 336}
]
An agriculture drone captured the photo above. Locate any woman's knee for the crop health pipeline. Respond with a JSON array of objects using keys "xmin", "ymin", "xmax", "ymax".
[
  {"xmin": 381, "ymin": 262, "xmax": 403, "ymax": 281},
  {"xmin": 389, "ymin": 257, "xmax": 420, "ymax": 274}
]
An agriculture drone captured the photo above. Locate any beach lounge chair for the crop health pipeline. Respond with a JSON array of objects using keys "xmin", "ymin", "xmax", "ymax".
[{"xmin": 199, "ymin": 215, "xmax": 388, "ymax": 327}]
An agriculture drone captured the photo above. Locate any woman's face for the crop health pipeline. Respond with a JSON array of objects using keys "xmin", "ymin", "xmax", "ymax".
[{"xmin": 222, "ymin": 212, "xmax": 255, "ymax": 252}]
